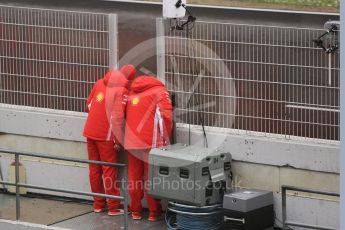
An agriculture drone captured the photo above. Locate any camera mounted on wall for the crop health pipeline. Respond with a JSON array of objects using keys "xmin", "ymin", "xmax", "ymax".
[
  {"xmin": 313, "ymin": 20, "xmax": 339, "ymax": 54},
  {"xmin": 163, "ymin": 0, "xmax": 196, "ymax": 31}
]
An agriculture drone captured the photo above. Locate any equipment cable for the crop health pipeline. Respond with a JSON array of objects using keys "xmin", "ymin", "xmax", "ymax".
[
  {"xmin": 185, "ymin": 20, "xmax": 208, "ymax": 148},
  {"xmin": 166, "ymin": 202, "xmax": 223, "ymax": 230},
  {"xmin": 169, "ymin": 2, "xmax": 207, "ymax": 147}
]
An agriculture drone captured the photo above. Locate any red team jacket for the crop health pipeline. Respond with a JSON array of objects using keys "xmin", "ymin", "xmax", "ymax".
[
  {"xmin": 124, "ymin": 76, "xmax": 173, "ymax": 150},
  {"xmin": 83, "ymin": 65, "xmax": 136, "ymax": 144}
]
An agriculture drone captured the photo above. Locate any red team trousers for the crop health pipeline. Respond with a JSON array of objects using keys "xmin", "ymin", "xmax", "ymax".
[
  {"xmin": 87, "ymin": 138, "xmax": 121, "ymax": 211},
  {"xmin": 127, "ymin": 149, "xmax": 162, "ymax": 214}
]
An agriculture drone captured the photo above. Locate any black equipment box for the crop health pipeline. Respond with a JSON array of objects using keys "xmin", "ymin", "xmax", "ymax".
[{"xmin": 222, "ymin": 189, "xmax": 274, "ymax": 230}]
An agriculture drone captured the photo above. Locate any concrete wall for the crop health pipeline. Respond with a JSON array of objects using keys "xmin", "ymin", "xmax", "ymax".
[
  {"xmin": 176, "ymin": 126, "xmax": 340, "ymax": 228},
  {"xmin": 0, "ymin": 105, "xmax": 340, "ymax": 228},
  {"xmin": 0, "ymin": 133, "xmax": 90, "ymax": 199},
  {"xmin": 0, "ymin": 105, "xmax": 87, "ymax": 142}
]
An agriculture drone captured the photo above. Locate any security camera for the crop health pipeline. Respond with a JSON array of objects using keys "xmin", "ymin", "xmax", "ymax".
[
  {"xmin": 313, "ymin": 20, "xmax": 339, "ymax": 54},
  {"xmin": 324, "ymin": 20, "xmax": 340, "ymax": 31},
  {"xmin": 163, "ymin": 0, "xmax": 186, "ymax": 18}
]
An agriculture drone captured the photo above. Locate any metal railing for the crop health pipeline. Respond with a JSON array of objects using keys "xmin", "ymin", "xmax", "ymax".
[
  {"xmin": 157, "ymin": 18, "xmax": 340, "ymax": 143},
  {"xmin": 281, "ymin": 185, "xmax": 339, "ymax": 230},
  {"xmin": 0, "ymin": 148, "xmax": 129, "ymax": 230}
]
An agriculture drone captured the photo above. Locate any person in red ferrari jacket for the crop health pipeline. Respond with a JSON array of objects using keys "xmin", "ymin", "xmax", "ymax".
[
  {"xmin": 83, "ymin": 65, "xmax": 136, "ymax": 216},
  {"xmin": 124, "ymin": 76, "xmax": 173, "ymax": 221}
]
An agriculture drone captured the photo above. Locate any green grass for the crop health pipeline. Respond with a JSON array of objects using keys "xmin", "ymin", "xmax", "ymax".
[
  {"xmin": 255, "ymin": 0, "xmax": 339, "ymax": 8},
  {"xmin": 186, "ymin": 0, "xmax": 339, "ymax": 12}
]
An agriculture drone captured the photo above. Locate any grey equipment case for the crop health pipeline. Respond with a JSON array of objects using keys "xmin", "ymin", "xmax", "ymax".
[{"xmin": 148, "ymin": 143, "xmax": 232, "ymax": 206}]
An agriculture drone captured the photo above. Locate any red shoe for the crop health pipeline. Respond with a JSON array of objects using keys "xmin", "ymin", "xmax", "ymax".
[
  {"xmin": 108, "ymin": 209, "xmax": 124, "ymax": 216},
  {"xmin": 93, "ymin": 208, "xmax": 104, "ymax": 213},
  {"xmin": 148, "ymin": 212, "xmax": 162, "ymax": 221},
  {"xmin": 131, "ymin": 212, "xmax": 142, "ymax": 220}
]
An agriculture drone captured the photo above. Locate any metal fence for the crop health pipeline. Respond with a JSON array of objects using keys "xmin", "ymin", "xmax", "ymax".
[
  {"xmin": 157, "ymin": 18, "xmax": 340, "ymax": 143},
  {"xmin": 0, "ymin": 5, "xmax": 117, "ymax": 112},
  {"xmin": 0, "ymin": 148, "xmax": 129, "ymax": 229}
]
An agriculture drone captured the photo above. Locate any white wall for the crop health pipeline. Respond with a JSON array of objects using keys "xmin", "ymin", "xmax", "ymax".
[
  {"xmin": 0, "ymin": 104, "xmax": 87, "ymax": 142},
  {"xmin": 0, "ymin": 106, "xmax": 340, "ymax": 228}
]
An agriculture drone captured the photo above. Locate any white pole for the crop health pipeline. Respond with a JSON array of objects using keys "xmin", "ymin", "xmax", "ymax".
[
  {"xmin": 109, "ymin": 14, "xmax": 118, "ymax": 70},
  {"xmin": 156, "ymin": 17, "xmax": 166, "ymax": 84}
]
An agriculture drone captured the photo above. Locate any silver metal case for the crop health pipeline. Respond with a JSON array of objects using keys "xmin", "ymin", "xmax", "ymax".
[{"xmin": 148, "ymin": 143, "xmax": 232, "ymax": 206}]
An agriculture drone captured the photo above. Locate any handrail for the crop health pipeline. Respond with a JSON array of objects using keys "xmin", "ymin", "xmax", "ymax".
[
  {"xmin": 0, "ymin": 181, "xmax": 124, "ymax": 200},
  {"xmin": 0, "ymin": 148, "xmax": 126, "ymax": 167},
  {"xmin": 0, "ymin": 149, "xmax": 129, "ymax": 230},
  {"xmin": 281, "ymin": 185, "xmax": 339, "ymax": 230}
]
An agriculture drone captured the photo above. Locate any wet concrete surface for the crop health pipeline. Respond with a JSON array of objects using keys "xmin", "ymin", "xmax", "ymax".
[
  {"xmin": 0, "ymin": 193, "xmax": 92, "ymax": 225},
  {"xmin": 0, "ymin": 192, "xmax": 166, "ymax": 229},
  {"xmin": 52, "ymin": 211, "xmax": 166, "ymax": 230},
  {"xmin": 0, "ymin": 219, "xmax": 70, "ymax": 230}
]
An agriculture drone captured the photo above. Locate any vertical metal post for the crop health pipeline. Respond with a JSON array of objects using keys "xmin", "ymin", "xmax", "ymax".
[
  {"xmin": 108, "ymin": 13, "xmax": 118, "ymax": 70},
  {"xmin": 123, "ymin": 166, "xmax": 129, "ymax": 230},
  {"xmin": 156, "ymin": 18, "xmax": 165, "ymax": 84},
  {"xmin": 15, "ymin": 154, "xmax": 20, "ymax": 221},
  {"xmin": 282, "ymin": 187, "xmax": 287, "ymax": 230},
  {"xmin": 328, "ymin": 54, "xmax": 332, "ymax": 86},
  {"xmin": 156, "ymin": 17, "xmax": 177, "ymax": 145}
]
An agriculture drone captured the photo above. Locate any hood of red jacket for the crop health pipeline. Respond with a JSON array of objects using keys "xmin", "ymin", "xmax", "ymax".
[
  {"xmin": 120, "ymin": 64, "xmax": 136, "ymax": 81},
  {"xmin": 103, "ymin": 70, "xmax": 128, "ymax": 87},
  {"xmin": 131, "ymin": 76, "xmax": 164, "ymax": 93}
]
